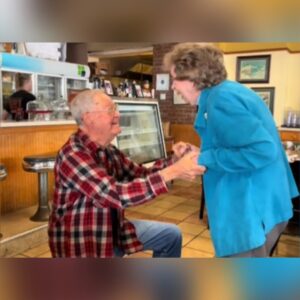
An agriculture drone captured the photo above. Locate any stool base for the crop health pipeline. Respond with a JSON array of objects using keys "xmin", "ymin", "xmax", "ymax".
[{"xmin": 30, "ymin": 206, "xmax": 50, "ymax": 222}]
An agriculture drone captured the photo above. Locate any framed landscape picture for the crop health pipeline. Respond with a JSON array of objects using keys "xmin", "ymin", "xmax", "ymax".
[
  {"xmin": 252, "ymin": 87, "xmax": 275, "ymax": 114},
  {"xmin": 236, "ymin": 55, "xmax": 271, "ymax": 83}
]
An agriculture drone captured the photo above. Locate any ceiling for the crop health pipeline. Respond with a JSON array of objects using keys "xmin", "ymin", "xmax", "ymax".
[{"xmin": 87, "ymin": 43, "xmax": 153, "ymax": 59}]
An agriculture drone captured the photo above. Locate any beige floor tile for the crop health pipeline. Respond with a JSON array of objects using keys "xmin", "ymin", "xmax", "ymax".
[
  {"xmin": 134, "ymin": 206, "xmax": 167, "ymax": 216},
  {"xmin": 182, "ymin": 199, "xmax": 201, "ymax": 207},
  {"xmin": 22, "ymin": 242, "xmax": 50, "ymax": 258},
  {"xmin": 182, "ymin": 233, "xmax": 197, "ymax": 247},
  {"xmin": 181, "ymin": 247, "xmax": 214, "ymax": 258},
  {"xmin": 152, "ymin": 200, "xmax": 180, "ymax": 210},
  {"xmin": 152, "ymin": 216, "xmax": 180, "ymax": 225},
  {"xmin": 200, "ymin": 229, "xmax": 211, "ymax": 239},
  {"xmin": 0, "ymin": 206, "xmax": 47, "ymax": 239},
  {"xmin": 184, "ymin": 213, "xmax": 204, "ymax": 225},
  {"xmin": 178, "ymin": 222, "xmax": 207, "ymax": 235},
  {"xmin": 186, "ymin": 236, "xmax": 215, "ymax": 255},
  {"xmin": 275, "ymin": 241, "xmax": 300, "ymax": 257},
  {"xmin": 161, "ymin": 195, "xmax": 187, "ymax": 204},
  {"xmin": 125, "ymin": 211, "xmax": 155, "ymax": 220},
  {"xmin": 12, "ymin": 255, "xmax": 28, "ymax": 258},
  {"xmin": 160, "ymin": 210, "xmax": 193, "ymax": 222},
  {"xmin": 172, "ymin": 204, "xmax": 200, "ymax": 214},
  {"xmin": 37, "ymin": 251, "xmax": 52, "ymax": 258},
  {"xmin": 126, "ymin": 251, "xmax": 152, "ymax": 258},
  {"xmin": 279, "ymin": 234, "xmax": 300, "ymax": 244}
]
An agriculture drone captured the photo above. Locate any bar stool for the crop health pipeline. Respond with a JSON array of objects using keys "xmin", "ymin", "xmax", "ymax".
[
  {"xmin": 0, "ymin": 163, "xmax": 7, "ymax": 239},
  {"xmin": 22, "ymin": 153, "xmax": 56, "ymax": 222}
]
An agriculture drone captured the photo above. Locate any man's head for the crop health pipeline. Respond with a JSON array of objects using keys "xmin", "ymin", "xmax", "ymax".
[
  {"xmin": 17, "ymin": 74, "xmax": 33, "ymax": 92},
  {"xmin": 70, "ymin": 90, "xmax": 121, "ymax": 146},
  {"xmin": 163, "ymin": 43, "xmax": 227, "ymax": 105}
]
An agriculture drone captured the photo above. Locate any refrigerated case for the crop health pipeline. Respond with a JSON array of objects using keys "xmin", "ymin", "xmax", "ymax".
[
  {"xmin": 0, "ymin": 53, "xmax": 90, "ymax": 125},
  {"xmin": 37, "ymin": 74, "xmax": 63, "ymax": 101},
  {"xmin": 113, "ymin": 99, "xmax": 167, "ymax": 164}
]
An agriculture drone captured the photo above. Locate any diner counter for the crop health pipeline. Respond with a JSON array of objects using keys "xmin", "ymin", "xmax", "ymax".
[
  {"xmin": 0, "ymin": 120, "xmax": 76, "ymax": 128},
  {"xmin": 0, "ymin": 123, "xmax": 77, "ymax": 214},
  {"xmin": 278, "ymin": 127, "xmax": 300, "ymax": 132}
]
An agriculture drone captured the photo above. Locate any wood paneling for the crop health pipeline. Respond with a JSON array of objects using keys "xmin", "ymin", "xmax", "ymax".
[
  {"xmin": 0, "ymin": 125, "xmax": 77, "ymax": 214},
  {"xmin": 170, "ymin": 124, "xmax": 201, "ymax": 146},
  {"xmin": 279, "ymin": 130, "xmax": 300, "ymax": 142}
]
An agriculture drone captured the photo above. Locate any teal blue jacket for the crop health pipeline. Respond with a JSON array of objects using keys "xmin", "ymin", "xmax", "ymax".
[{"xmin": 195, "ymin": 80, "xmax": 299, "ymax": 257}]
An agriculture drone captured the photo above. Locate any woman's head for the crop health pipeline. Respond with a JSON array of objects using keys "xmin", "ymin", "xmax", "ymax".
[{"xmin": 164, "ymin": 43, "xmax": 227, "ymax": 91}]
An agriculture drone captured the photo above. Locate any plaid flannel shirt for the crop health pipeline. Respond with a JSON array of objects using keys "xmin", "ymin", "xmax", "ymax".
[{"xmin": 48, "ymin": 129, "xmax": 172, "ymax": 257}]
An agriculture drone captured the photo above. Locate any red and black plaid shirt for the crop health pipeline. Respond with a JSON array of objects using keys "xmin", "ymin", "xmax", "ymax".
[{"xmin": 48, "ymin": 129, "xmax": 172, "ymax": 257}]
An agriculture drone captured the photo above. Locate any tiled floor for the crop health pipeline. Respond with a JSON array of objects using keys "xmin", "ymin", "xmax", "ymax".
[{"xmin": 1, "ymin": 178, "xmax": 300, "ymax": 258}]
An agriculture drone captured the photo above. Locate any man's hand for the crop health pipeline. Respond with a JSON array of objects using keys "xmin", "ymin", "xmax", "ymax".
[{"xmin": 160, "ymin": 151, "xmax": 206, "ymax": 182}]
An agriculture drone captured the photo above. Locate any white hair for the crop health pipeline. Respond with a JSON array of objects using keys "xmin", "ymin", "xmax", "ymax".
[{"xmin": 70, "ymin": 89, "xmax": 107, "ymax": 125}]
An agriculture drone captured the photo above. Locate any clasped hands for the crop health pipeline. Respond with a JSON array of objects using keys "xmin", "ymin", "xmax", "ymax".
[
  {"xmin": 159, "ymin": 142, "xmax": 206, "ymax": 183},
  {"xmin": 172, "ymin": 142, "xmax": 206, "ymax": 181}
]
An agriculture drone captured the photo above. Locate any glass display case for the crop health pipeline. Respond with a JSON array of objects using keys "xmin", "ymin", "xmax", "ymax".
[
  {"xmin": 37, "ymin": 74, "xmax": 63, "ymax": 101},
  {"xmin": 67, "ymin": 78, "xmax": 87, "ymax": 91},
  {"xmin": 113, "ymin": 99, "xmax": 166, "ymax": 164},
  {"xmin": 0, "ymin": 53, "xmax": 90, "ymax": 126}
]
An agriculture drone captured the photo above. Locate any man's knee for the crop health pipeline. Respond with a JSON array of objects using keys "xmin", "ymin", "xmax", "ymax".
[{"xmin": 164, "ymin": 224, "xmax": 182, "ymax": 243}]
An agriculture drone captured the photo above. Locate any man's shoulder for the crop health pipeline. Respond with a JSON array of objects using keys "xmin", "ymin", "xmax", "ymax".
[
  {"xmin": 11, "ymin": 90, "xmax": 35, "ymax": 99},
  {"xmin": 58, "ymin": 133, "xmax": 86, "ymax": 157}
]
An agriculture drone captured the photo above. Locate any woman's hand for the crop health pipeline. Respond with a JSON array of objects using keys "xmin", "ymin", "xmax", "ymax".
[{"xmin": 172, "ymin": 142, "xmax": 200, "ymax": 160}]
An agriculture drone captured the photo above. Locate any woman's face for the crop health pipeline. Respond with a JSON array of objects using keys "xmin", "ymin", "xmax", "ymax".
[{"xmin": 170, "ymin": 66, "xmax": 201, "ymax": 106}]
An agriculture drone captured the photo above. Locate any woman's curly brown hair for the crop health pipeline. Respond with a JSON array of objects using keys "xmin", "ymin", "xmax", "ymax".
[{"xmin": 163, "ymin": 43, "xmax": 227, "ymax": 90}]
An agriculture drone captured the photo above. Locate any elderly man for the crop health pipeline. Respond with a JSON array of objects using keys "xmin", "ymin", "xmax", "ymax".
[{"xmin": 48, "ymin": 90, "xmax": 205, "ymax": 258}]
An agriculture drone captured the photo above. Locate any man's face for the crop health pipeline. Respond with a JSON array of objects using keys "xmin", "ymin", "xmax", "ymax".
[
  {"xmin": 170, "ymin": 66, "xmax": 201, "ymax": 106},
  {"xmin": 83, "ymin": 94, "xmax": 121, "ymax": 144}
]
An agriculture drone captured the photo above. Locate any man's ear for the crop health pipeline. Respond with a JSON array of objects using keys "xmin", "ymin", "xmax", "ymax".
[{"xmin": 81, "ymin": 112, "xmax": 90, "ymax": 126}]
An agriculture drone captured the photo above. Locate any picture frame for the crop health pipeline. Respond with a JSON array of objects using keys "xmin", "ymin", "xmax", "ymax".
[
  {"xmin": 156, "ymin": 73, "xmax": 170, "ymax": 91},
  {"xmin": 134, "ymin": 84, "xmax": 143, "ymax": 98},
  {"xmin": 104, "ymin": 80, "xmax": 114, "ymax": 95},
  {"xmin": 252, "ymin": 87, "xmax": 275, "ymax": 114},
  {"xmin": 236, "ymin": 55, "xmax": 271, "ymax": 83},
  {"xmin": 173, "ymin": 91, "xmax": 186, "ymax": 105}
]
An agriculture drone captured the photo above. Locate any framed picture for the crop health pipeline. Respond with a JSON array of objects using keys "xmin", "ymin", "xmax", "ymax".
[
  {"xmin": 236, "ymin": 55, "xmax": 271, "ymax": 83},
  {"xmin": 134, "ymin": 84, "xmax": 143, "ymax": 98},
  {"xmin": 156, "ymin": 73, "xmax": 170, "ymax": 91},
  {"xmin": 252, "ymin": 87, "xmax": 275, "ymax": 114},
  {"xmin": 104, "ymin": 80, "xmax": 114, "ymax": 95},
  {"xmin": 173, "ymin": 91, "xmax": 186, "ymax": 104}
]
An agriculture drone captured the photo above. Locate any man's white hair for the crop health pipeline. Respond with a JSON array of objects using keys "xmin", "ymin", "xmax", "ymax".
[{"xmin": 70, "ymin": 89, "xmax": 106, "ymax": 125}]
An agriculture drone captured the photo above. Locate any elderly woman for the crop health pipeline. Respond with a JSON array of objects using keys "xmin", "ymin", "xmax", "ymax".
[{"xmin": 164, "ymin": 43, "xmax": 299, "ymax": 257}]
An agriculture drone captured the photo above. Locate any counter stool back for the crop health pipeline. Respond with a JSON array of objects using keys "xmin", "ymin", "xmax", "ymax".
[
  {"xmin": 0, "ymin": 163, "xmax": 7, "ymax": 239},
  {"xmin": 22, "ymin": 153, "xmax": 57, "ymax": 222}
]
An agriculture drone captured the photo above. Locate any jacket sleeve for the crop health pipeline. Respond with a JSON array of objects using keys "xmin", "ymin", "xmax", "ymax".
[{"xmin": 198, "ymin": 97, "xmax": 278, "ymax": 173}]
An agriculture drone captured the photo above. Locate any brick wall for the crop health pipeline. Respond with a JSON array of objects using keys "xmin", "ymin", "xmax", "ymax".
[{"xmin": 153, "ymin": 43, "xmax": 197, "ymax": 124}]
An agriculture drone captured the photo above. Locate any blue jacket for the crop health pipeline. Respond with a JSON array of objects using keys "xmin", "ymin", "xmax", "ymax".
[{"xmin": 194, "ymin": 80, "xmax": 299, "ymax": 257}]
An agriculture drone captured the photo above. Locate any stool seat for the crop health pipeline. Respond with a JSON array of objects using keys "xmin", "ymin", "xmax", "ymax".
[
  {"xmin": 0, "ymin": 164, "xmax": 7, "ymax": 181},
  {"xmin": 22, "ymin": 153, "xmax": 57, "ymax": 222},
  {"xmin": 23, "ymin": 153, "xmax": 56, "ymax": 172}
]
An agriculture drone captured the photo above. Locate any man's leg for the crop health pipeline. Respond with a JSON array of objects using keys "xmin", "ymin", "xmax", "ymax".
[{"xmin": 131, "ymin": 220, "xmax": 182, "ymax": 257}]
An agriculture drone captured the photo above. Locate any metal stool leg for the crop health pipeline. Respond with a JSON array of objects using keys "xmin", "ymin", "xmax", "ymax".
[{"xmin": 30, "ymin": 172, "xmax": 50, "ymax": 222}]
